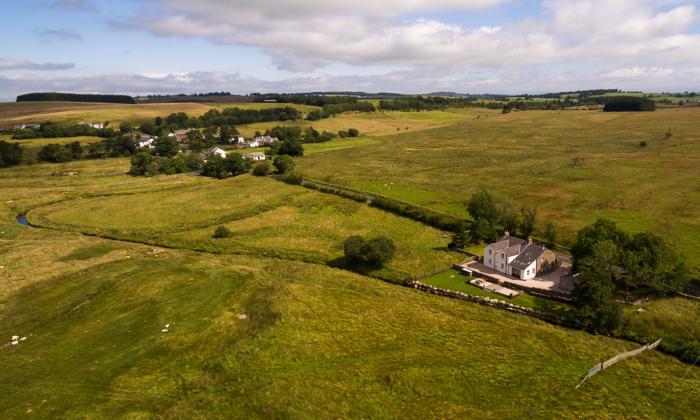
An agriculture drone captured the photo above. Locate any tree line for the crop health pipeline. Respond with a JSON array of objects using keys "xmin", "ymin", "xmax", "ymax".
[
  {"xmin": 602, "ymin": 97, "xmax": 656, "ymax": 112},
  {"xmin": 16, "ymin": 92, "xmax": 136, "ymax": 104},
  {"xmin": 12, "ymin": 122, "xmax": 116, "ymax": 139}
]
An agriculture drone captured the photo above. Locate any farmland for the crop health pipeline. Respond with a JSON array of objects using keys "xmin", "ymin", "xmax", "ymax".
[
  {"xmin": 0, "ymin": 203, "xmax": 698, "ymax": 417},
  {"xmin": 28, "ymin": 174, "xmax": 457, "ymax": 282},
  {"xmin": 0, "ymin": 101, "xmax": 698, "ymax": 417},
  {"xmin": 0, "ymin": 101, "xmax": 318, "ymax": 129},
  {"xmin": 298, "ymin": 107, "xmax": 700, "ymax": 275}
]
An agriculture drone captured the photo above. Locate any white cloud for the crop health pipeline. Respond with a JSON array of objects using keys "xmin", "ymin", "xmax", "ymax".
[
  {"xmin": 0, "ymin": 58, "xmax": 75, "ymax": 71},
  {"xmin": 109, "ymin": 0, "xmax": 700, "ymax": 73}
]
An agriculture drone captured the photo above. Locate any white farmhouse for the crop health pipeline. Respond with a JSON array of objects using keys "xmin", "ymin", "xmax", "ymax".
[
  {"xmin": 243, "ymin": 152, "xmax": 265, "ymax": 161},
  {"xmin": 248, "ymin": 141, "xmax": 260, "ymax": 148},
  {"xmin": 207, "ymin": 147, "xmax": 228, "ymax": 159},
  {"xmin": 78, "ymin": 121, "xmax": 104, "ymax": 129},
  {"xmin": 254, "ymin": 135, "xmax": 279, "ymax": 145},
  {"xmin": 483, "ymin": 232, "xmax": 556, "ymax": 280}
]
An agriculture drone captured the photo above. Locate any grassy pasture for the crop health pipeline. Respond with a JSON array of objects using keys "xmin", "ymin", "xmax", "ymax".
[
  {"xmin": 28, "ymin": 174, "xmax": 457, "ymax": 281},
  {"xmin": 303, "ymin": 136, "xmax": 381, "ymax": 155},
  {"xmin": 235, "ymin": 108, "xmax": 494, "ymax": 137},
  {"xmin": 298, "ymin": 108, "xmax": 700, "ymax": 274},
  {"xmin": 0, "ymin": 107, "xmax": 698, "ymax": 417},
  {"xmin": 0, "ymin": 232, "xmax": 698, "ymax": 417},
  {"xmin": 0, "ymin": 101, "xmax": 318, "ymax": 128}
]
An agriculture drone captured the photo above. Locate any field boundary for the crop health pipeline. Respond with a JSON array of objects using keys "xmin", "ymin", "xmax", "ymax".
[
  {"xmin": 283, "ymin": 176, "xmax": 572, "ymax": 252},
  {"xmin": 576, "ymin": 339, "xmax": 663, "ymax": 388}
]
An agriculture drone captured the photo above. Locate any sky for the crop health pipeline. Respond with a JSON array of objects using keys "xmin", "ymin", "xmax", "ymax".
[{"xmin": 0, "ymin": 0, "xmax": 699, "ymax": 100}]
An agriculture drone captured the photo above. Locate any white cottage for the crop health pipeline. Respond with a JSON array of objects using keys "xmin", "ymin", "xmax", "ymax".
[
  {"xmin": 243, "ymin": 152, "xmax": 265, "ymax": 161},
  {"xmin": 207, "ymin": 147, "xmax": 228, "ymax": 159},
  {"xmin": 483, "ymin": 232, "xmax": 556, "ymax": 280}
]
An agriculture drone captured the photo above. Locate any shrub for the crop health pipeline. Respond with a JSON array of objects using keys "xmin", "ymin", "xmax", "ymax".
[
  {"xmin": 639, "ymin": 140, "xmax": 647, "ymax": 148},
  {"xmin": 252, "ymin": 161, "xmax": 272, "ymax": 176},
  {"xmin": 343, "ymin": 235, "xmax": 396, "ymax": 269},
  {"xmin": 370, "ymin": 196, "xmax": 461, "ymax": 231},
  {"xmin": 348, "ymin": 128, "xmax": 360, "ymax": 137},
  {"xmin": 38, "ymin": 143, "xmax": 73, "ymax": 163},
  {"xmin": 678, "ymin": 341, "xmax": 700, "ymax": 364},
  {"xmin": 0, "ymin": 141, "xmax": 23, "ymax": 167},
  {"xmin": 273, "ymin": 155, "xmax": 295, "ymax": 174},
  {"xmin": 213, "ymin": 225, "xmax": 232, "ymax": 238},
  {"xmin": 280, "ymin": 172, "xmax": 303, "ymax": 185}
]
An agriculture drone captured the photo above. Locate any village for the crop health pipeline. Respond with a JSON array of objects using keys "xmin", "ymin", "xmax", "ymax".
[{"xmin": 134, "ymin": 127, "xmax": 277, "ymax": 161}]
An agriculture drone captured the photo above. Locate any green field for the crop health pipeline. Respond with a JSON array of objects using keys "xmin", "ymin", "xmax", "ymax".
[
  {"xmin": 27, "ymin": 174, "xmax": 457, "ymax": 282},
  {"xmin": 298, "ymin": 107, "xmax": 700, "ymax": 275},
  {"xmin": 0, "ymin": 103, "xmax": 698, "ymax": 417},
  {"xmin": 235, "ymin": 108, "xmax": 493, "ymax": 137}
]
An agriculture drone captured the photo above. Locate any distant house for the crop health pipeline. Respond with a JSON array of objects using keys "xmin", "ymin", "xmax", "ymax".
[
  {"xmin": 78, "ymin": 121, "xmax": 104, "ymax": 129},
  {"xmin": 254, "ymin": 135, "xmax": 279, "ymax": 145},
  {"xmin": 483, "ymin": 232, "xmax": 556, "ymax": 280},
  {"xmin": 207, "ymin": 147, "xmax": 228, "ymax": 159},
  {"xmin": 233, "ymin": 136, "xmax": 246, "ymax": 145},
  {"xmin": 13, "ymin": 123, "xmax": 40, "ymax": 130},
  {"xmin": 243, "ymin": 152, "xmax": 265, "ymax": 161},
  {"xmin": 248, "ymin": 140, "xmax": 260, "ymax": 148},
  {"xmin": 137, "ymin": 134, "xmax": 155, "ymax": 149},
  {"xmin": 170, "ymin": 129, "xmax": 190, "ymax": 144}
]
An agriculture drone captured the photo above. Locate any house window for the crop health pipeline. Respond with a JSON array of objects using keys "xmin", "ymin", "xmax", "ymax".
[
  {"xmin": 488, "ymin": 249, "xmax": 492, "ymax": 255},
  {"xmin": 500, "ymin": 263, "xmax": 504, "ymax": 269},
  {"xmin": 487, "ymin": 259, "xmax": 491, "ymax": 264}
]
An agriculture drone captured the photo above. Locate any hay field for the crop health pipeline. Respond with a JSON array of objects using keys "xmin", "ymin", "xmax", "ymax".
[{"xmin": 0, "ymin": 101, "xmax": 318, "ymax": 128}]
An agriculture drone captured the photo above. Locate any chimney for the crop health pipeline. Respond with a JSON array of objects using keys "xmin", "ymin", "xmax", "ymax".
[
  {"xmin": 528, "ymin": 236, "xmax": 533, "ymax": 245},
  {"xmin": 504, "ymin": 230, "xmax": 510, "ymax": 238}
]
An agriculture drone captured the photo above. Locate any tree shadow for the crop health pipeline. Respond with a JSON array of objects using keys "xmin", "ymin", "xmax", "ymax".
[{"xmin": 326, "ymin": 256, "xmax": 377, "ymax": 276}]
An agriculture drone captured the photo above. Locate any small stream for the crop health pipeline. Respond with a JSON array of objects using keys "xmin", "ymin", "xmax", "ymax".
[{"xmin": 17, "ymin": 213, "xmax": 29, "ymax": 226}]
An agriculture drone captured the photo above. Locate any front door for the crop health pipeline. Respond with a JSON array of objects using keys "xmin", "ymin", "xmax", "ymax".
[{"xmin": 511, "ymin": 268, "xmax": 521, "ymax": 278}]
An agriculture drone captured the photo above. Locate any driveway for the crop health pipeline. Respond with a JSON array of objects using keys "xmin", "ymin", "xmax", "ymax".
[{"xmin": 459, "ymin": 260, "xmax": 572, "ymax": 293}]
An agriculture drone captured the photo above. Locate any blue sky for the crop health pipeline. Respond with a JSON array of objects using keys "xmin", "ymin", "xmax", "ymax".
[{"xmin": 1, "ymin": 0, "xmax": 699, "ymax": 100}]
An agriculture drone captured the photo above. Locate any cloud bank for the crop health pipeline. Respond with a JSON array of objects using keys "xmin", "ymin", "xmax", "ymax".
[
  {"xmin": 0, "ymin": 58, "xmax": 75, "ymax": 71},
  {"xmin": 112, "ymin": 0, "xmax": 699, "ymax": 72}
]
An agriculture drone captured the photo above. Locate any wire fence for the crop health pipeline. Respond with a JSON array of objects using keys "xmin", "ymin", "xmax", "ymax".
[{"xmin": 576, "ymin": 338, "xmax": 663, "ymax": 389}]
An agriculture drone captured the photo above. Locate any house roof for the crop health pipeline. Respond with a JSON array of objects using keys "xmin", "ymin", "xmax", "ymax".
[
  {"xmin": 510, "ymin": 244, "xmax": 546, "ymax": 270},
  {"xmin": 487, "ymin": 235, "xmax": 527, "ymax": 252}
]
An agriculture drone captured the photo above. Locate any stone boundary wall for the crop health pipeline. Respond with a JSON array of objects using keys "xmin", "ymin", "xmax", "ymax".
[
  {"xmin": 407, "ymin": 280, "xmax": 570, "ymax": 327},
  {"xmin": 452, "ymin": 264, "xmax": 572, "ymax": 302}
]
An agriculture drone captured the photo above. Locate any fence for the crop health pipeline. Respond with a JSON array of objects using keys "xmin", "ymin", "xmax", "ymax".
[{"xmin": 576, "ymin": 338, "xmax": 663, "ymax": 389}]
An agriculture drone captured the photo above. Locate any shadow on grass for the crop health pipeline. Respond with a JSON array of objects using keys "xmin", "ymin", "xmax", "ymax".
[{"xmin": 327, "ymin": 256, "xmax": 378, "ymax": 276}]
